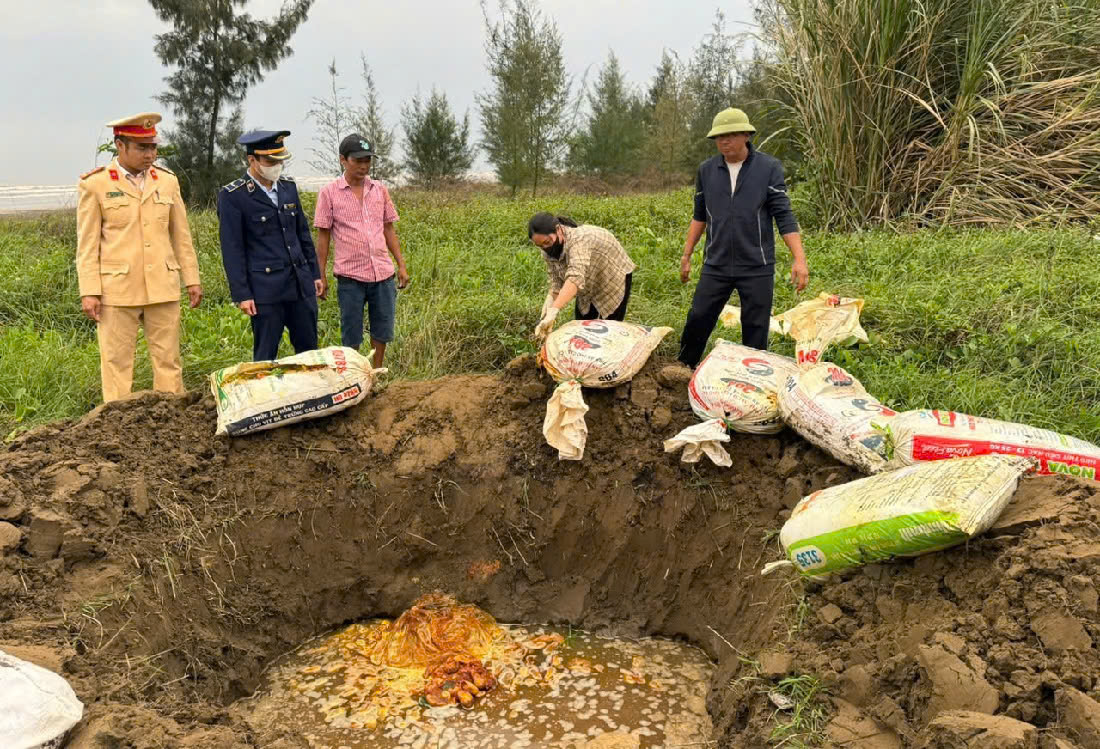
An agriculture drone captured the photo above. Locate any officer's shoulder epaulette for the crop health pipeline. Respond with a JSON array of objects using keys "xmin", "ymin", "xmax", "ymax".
[
  {"xmin": 155, "ymin": 164, "xmax": 174, "ymax": 175},
  {"xmin": 80, "ymin": 166, "xmax": 105, "ymax": 180},
  {"xmin": 278, "ymin": 175, "xmax": 295, "ymax": 183},
  {"xmin": 222, "ymin": 177, "xmax": 247, "ymax": 193}
]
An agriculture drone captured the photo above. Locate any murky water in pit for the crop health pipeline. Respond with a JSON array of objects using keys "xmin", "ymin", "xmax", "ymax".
[{"xmin": 244, "ymin": 623, "xmax": 715, "ymax": 749}]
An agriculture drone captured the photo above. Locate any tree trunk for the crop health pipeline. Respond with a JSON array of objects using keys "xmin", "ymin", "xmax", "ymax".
[
  {"xmin": 206, "ymin": 16, "xmax": 222, "ymax": 171},
  {"xmin": 206, "ymin": 95, "xmax": 221, "ymax": 171}
]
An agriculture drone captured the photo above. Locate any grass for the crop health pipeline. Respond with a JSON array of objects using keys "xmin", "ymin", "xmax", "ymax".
[
  {"xmin": 768, "ymin": 674, "xmax": 830, "ymax": 748},
  {"xmin": 759, "ymin": 0, "xmax": 1100, "ymax": 228},
  {"xmin": 2, "ymin": 186, "xmax": 1100, "ymax": 441},
  {"xmin": 732, "ymin": 659, "xmax": 830, "ymax": 748}
]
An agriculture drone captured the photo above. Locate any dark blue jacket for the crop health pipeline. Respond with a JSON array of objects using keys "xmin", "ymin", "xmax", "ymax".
[
  {"xmin": 693, "ymin": 145, "xmax": 800, "ymax": 277},
  {"xmin": 217, "ymin": 174, "xmax": 320, "ymax": 304}
]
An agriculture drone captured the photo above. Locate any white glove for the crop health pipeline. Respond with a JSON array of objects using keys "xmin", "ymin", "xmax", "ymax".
[
  {"xmin": 535, "ymin": 306, "xmax": 560, "ymax": 340},
  {"xmin": 540, "ymin": 292, "xmax": 556, "ymax": 318}
]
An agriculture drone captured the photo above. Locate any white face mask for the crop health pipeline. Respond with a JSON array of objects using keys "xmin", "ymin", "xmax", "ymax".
[{"xmin": 256, "ymin": 162, "xmax": 283, "ymax": 182}]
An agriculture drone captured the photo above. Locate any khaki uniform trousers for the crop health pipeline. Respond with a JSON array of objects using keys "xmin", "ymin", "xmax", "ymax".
[{"xmin": 97, "ymin": 301, "xmax": 184, "ymax": 402}]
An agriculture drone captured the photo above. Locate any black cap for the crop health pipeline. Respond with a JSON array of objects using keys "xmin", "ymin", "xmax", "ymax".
[{"xmin": 340, "ymin": 134, "xmax": 375, "ymax": 159}]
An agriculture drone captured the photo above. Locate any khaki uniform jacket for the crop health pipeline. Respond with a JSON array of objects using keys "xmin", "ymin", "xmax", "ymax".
[{"xmin": 76, "ymin": 159, "xmax": 200, "ymax": 306}]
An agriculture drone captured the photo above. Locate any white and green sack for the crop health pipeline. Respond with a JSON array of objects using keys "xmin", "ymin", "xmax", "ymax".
[{"xmin": 778, "ymin": 454, "xmax": 1033, "ymax": 576}]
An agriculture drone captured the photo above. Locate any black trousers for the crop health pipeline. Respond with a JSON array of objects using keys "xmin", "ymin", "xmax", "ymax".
[
  {"xmin": 576, "ymin": 273, "xmax": 632, "ymax": 322},
  {"xmin": 251, "ymin": 296, "xmax": 319, "ymax": 361},
  {"xmin": 678, "ymin": 272, "xmax": 774, "ymax": 368}
]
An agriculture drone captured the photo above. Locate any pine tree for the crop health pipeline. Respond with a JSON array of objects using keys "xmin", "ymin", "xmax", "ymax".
[
  {"xmin": 354, "ymin": 56, "xmax": 398, "ymax": 183},
  {"xmin": 568, "ymin": 51, "xmax": 646, "ymax": 177},
  {"xmin": 148, "ymin": 0, "xmax": 313, "ymax": 205},
  {"xmin": 401, "ymin": 89, "xmax": 474, "ymax": 188},
  {"xmin": 477, "ymin": 0, "xmax": 570, "ymax": 196}
]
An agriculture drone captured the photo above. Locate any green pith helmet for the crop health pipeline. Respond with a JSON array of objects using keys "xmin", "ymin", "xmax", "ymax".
[{"xmin": 707, "ymin": 107, "xmax": 756, "ymax": 138}]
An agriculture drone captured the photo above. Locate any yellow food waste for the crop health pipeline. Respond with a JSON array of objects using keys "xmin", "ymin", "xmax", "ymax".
[
  {"xmin": 349, "ymin": 591, "xmax": 505, "ymax": 669},
  {"xmin": 290, "ymin": 592, "xmax": 565, "ymax": 728}
]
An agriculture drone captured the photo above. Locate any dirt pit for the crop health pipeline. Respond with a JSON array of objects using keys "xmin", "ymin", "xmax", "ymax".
[{"xmin": 1, "ymin": 354, "xmax": 1098, "ymax": 748}]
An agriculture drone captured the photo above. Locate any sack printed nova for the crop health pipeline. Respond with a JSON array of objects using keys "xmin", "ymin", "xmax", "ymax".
[{"xmin": 882, "ymin": 409, "xmax": 1100, "ymax": 481}]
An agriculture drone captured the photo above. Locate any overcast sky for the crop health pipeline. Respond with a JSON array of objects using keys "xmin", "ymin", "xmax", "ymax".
[{"xmin": 1, "ymin": 0, "xmax": 756, "ymax": 185}]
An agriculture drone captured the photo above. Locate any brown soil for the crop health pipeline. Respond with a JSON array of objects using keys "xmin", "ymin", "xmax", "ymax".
[{"xmin": 0, "ymin": 355, "xmax": 1096, "ymax": 748}]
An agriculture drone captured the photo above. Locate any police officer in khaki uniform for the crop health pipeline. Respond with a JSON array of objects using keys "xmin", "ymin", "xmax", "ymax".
[{"xmin": 76, "ymin": 112, "xmax": 203, "ymax": 402}]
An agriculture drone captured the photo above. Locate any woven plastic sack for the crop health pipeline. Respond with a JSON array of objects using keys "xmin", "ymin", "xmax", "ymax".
[
  {"xmin": 775, "ymin": 293, "xmax": 867, "ymax": 366},
  {"xmin": 778, "ymin": 363, "xmax": 896, "ymax": 473},
  {"xmin": 1, "ymin": 649, "xmax": 84, "ymax": 749},
  {"xmin": 722, "ymin": 293, "xmax": 868, "ymax": 367},
  {"xmin": 882, "ymin": 409, "xmax": 1100, "ymax": 481},
  {"xmin": 775, "ymin": 455, "xmax": 1034, "ymax": 576},
  {"xmin": 538, "ymin": 320, "xmax": 672, "ymax": 460},
  {"xmin": 210, "ymin": 346, "xmax": 384, "ymax": 436},
  {"xmin": 719, "ymin": 305, "xmax": 784, "ymax": 336},
  {"xmin": 664, "ymin": 341, "xmax": 799, "ymax": 466}
]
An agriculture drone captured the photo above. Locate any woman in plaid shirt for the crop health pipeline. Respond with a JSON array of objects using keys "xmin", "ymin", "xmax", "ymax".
[{"xmin": 527, "ymin": 213, "xmax": 637, "ymax": 340}]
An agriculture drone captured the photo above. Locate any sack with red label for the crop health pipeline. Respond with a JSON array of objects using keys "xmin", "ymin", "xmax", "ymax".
[
  {"xmin": 777, "ymin": 362, "xmax": 896, "ymax": 473},
  {"xmin": 722, "ymin": 293, "xmax": 868, "ymax": 367},
  {"xmin": 210, "ymin": 346, "xmax": 384, "ymax": 436},
  {"xmin": 664, "ymin": 340, "xmax": 799, "ymax": 466},
  {"xmin": 539, "ymin": 320, "xmax": 672, "ymax": 460},
  {"xmin": 882, "ymin": 409, "xmax": 1100, "ymax": 481}
]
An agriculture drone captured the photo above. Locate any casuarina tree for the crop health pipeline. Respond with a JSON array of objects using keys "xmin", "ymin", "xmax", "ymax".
[
  {"xmin": 644, "ymin": 50, "xmax": 694, "ymax": 186},
  {"xmin": 401, "ymin": 89, "xmax": 474, "ymax": 188},
  {"xmin": 568, "ymin": 51, "xmax": 646, "ymax": 178},
  {"xmin": 148, "ymin": 0, "xmax": 313, "ymax": 205},
  {"xmin": 478, "ymin": 0, "xmax": 571, "ymax": 196},
  {"xmin": 354, "ymin": 55, "xmax": 398, "ymax": 183},
  {"xmin": 307, "ymin": 59, "xmax": 354, "ymax": 177}
]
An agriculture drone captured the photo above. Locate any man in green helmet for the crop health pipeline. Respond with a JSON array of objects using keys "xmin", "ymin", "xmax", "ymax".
[{"xmin": 677, "ymin": 107, "xmax": 809, "ymax": 368}]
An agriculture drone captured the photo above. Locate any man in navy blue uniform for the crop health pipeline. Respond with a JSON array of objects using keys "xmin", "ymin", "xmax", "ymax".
[{"xmin": 217, "ymin": 130, "xmax": 323, "ymax": 361}]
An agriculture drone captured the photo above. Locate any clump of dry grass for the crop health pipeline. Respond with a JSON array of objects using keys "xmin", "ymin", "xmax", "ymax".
[{"xmin": 759, "ymin": 0, "xmax": 1100, "ymax": 228}]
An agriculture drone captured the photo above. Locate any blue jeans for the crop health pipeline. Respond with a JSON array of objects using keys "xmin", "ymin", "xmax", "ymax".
[{"xmin": 336, "ymin": 275, "xmax": 396, "ymax": 350}]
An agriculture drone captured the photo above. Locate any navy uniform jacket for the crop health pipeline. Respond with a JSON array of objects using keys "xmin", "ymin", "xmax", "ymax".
[
  {"xmin": 693, "ymin": 145, "xmax": 800, "ymax": 277},
  {"xmin": 216, "ymin": 174, "xmax": 321, "ymax": 304}
]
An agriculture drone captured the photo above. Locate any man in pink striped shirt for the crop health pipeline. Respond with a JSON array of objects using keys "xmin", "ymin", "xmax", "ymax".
[{"xmin": 314, "ymin": 134, "xmax": 409, "ymax": 368}]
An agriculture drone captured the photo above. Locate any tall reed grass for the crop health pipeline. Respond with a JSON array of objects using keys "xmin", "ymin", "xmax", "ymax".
[{"xmin": 759, "ymin": 0, "xmax": 1100, "ymax": 228}]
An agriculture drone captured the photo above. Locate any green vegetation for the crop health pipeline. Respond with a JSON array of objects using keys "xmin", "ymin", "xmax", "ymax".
[
  {"xmin": 149, "ymin": 0, "xmax": 314, "ymax": 205},
  {"xmin": 1, "ymin": 189, "xmax": 1099, "ymax": 441},
  {"xmin": 478, "ymin": 0, "xmax": 571, "ymax": 196},
  {"xmin": 732, "ymin": 659, "xmax": 830, "ymax": 747},
  {"xmin": 401, "ymin": 89, "xmax": 475, "ymax": 188},
  {"xmin": 767, "ymin": 673, "xmax": 830, "ymax": 748},
  {"xmin": 759, "ymin": 0, "xmax": 1100, "ymax": 227}
]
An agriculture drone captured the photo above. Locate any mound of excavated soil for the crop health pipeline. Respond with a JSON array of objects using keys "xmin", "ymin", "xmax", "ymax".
[{"xmin": 0, "ymin": 355, "xmax": 1097, "ymax": 748}]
